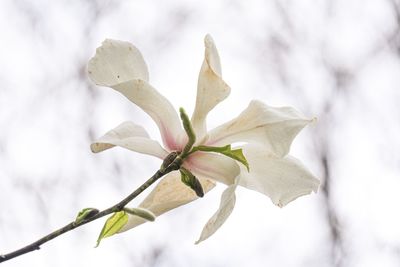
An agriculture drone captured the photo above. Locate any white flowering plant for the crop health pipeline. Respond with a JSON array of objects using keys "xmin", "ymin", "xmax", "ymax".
[
  {"xmin": 88, "ymin": 34, "xmax": 319, "ymax": 245},
  {"xmin": 0, "ymin": 35, "xmax": 319, "ymax": 263}
]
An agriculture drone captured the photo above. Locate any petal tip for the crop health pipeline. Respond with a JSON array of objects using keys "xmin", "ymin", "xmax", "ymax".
[
  {"xmin": 87, "ymin": 39, "xmax": 149, "ymax": 87},
  {"xmin": 204, "ymin": 34, "xmax": 214, "ymax": 47},
  {"xmin": 312, "ymin": 178, "xmax": 321, "ymax": 193},
  {"xmin": 310, "ymin": 117, "xmax": 318, "ymax": 125},
  {"xmin": 90, "ymin": 143, "xmax": 104, "ymax": 153},
  {"xmin": 102, "ymin": 38, "xmax": 116, "ymax": 45},
  {"xmin": 202, "ymin": 34, "xmax": 222, "ymax": 76},
  {"xmin": 274, "ymin": 186, "xmax": 320, "ymax": 208},
  {"xmin": 90, "ymin": 143, "xmax": 97, "ymax": 153}
]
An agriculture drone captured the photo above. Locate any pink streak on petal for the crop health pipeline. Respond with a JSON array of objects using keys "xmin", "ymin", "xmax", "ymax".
[
  {"xmin": 160, "ymin": 123, "xmax": 182, "ymax": 151},
  {"xmin": 182, "ymin": 153, "xmax": 231, "ymax": 185}
]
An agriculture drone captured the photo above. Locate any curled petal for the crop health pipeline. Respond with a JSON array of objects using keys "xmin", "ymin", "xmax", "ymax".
[
  {"xmin": 239, "ymin": 144, "xmax": 320, "ymax": 207},
  {"xmin": 119, "ymin": 172, "xmax": 216, "ymax": 232},
  {"xmin": 195, "ymin": 178, "xmax": 239, "ymax": 244},
  {"xmin": 88, "ymin": 39, "xmax": 182, "ymax": 150},
  {"xmin": 88, "ymin": 39, "xmax": 149, "ymax": 86},
  {"xmin": 206, "ymin": 100, "xmax": 315, "ymax": 157},
  {"xmin": 91, "ymin": 121, "xmax": 168, "ymax": 159},
  {"xmin": 186, "ymin": 152, "xmax": 240, "ymax": 185},
  {"xmin": 191, "ymin": 35, "xmax": 231, "ymax": 139}
]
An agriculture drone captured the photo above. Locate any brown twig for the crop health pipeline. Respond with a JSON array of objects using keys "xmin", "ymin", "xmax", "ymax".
[{"xmin": 0, "ymin": 153, "xmax": 182, "ymax": 264}]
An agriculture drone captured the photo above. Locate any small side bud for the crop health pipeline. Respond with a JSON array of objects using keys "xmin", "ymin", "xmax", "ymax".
[
  {"xmin": 179, "ymin": 107, "xmax": 196, "ymax": 156},
  {"xmin": 180, "ymin": 167, "xmax": 204, "ymax": 197},
  {"xmin": 74, "ymin": 208, "xmax": 99, "ymax": 225}
]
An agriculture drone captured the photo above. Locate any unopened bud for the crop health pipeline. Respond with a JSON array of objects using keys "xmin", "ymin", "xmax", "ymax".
[
  {"xmin": 179, "ymin": 107, "xmax": 196, "ymax": 156},
  {"xmin": 123, "ymin": 207, "xmax": 156, "ymax": 222},
  {"xmin": 74, "ymin": 208, "xmax": 99, "ymax": 225},
  {"xmin": 180, "ymin": 167, "xmax": 204, "ymax": 197}
]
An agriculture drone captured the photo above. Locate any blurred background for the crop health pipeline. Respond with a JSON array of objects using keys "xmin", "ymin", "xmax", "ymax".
[{"xmin": 1, "ymin": 0, "xmax": 400, "ymax": 266}]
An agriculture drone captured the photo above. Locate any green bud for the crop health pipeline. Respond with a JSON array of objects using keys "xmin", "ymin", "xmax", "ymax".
[
  {"xmin": 74, "ymin": 208, "xmax": 99, "ymax": 225},
  {"xmin": 179, "ymin": 107, "xmax": 196, "ymax": 156},
  {"xmin": 180, "ymin": 167, "xmax": 204, "ymax": 197},
  {"xmin": 123, "ymin": 207, "xmax": 156, "ymax": 221}
]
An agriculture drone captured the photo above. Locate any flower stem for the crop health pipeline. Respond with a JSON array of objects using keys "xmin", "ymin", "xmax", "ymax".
[{"xmin": 0, "ymin": 154, "xmax": 182, "ymax": 264}]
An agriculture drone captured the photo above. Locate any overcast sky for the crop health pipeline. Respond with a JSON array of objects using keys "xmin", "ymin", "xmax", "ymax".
[{"xmin": 1, "ymin": 0, "xmax": 400, "ymax": 266}]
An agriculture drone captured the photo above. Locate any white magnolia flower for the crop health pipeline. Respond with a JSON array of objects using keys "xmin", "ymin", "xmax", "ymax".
[{"xmin": 88, "ymin": 35, "xmax": 320, "ymax": 243}]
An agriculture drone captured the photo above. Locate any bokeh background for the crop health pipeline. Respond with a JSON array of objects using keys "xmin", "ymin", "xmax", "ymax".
[{"xmin": 1, "ymin": 0, "xmax": 400, "ymax": 266}]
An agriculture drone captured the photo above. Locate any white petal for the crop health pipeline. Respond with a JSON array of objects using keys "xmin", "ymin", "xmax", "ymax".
[
  {"xmin": 191, "ymin": 35, "xmax": 231, "ymax": 139},
  {"xmin": 112, "ymin": 80, "xmax": 182, "ymax": 150},
  {"xmin": 88, "ymin": 39, "xmax": 182, "ymax": 151},
  {"xmin": 88, "ymin": 39, "xmax": 149, "ymax": 86},
  {"xmin": 195, "ymin": 178, "xmax": 238, "ymax": 244},
  {"xmin": 119, "ymin": 172, "xmax": 216, "ymax": 232},
  {"xmin": 239, "ymin": 144, "xmax": 320, "ymax": 207},
  {"xmin": 186, "ymin": 152, "xmax": 240, "ymax": 185},
  {"xmin": 91, "ymin": 121, "xmax": 168, "ymax": 159},
  {"xmin": 206, "ymin": 100, "xmax": 315, "ymax": 157}
]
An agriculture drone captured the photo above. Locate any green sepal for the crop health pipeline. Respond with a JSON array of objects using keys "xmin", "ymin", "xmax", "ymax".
[
  {"xmin": 74, "ymin": 208, "xmax": 99, "ymax": 225},
  {"xmin": 180, "ymin": 167, "xmax": 204, "ymax": 197},
  {"xmin": 123, "ymin": 207, "xmax": 156, "ymax": 222},
  {"xmin": 95, "ymin": 211, "xmax": 128, "ymax": 247},
  {"xmin": 192, "ymin": 145, "xmax": 250, "ymax": 171}
]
